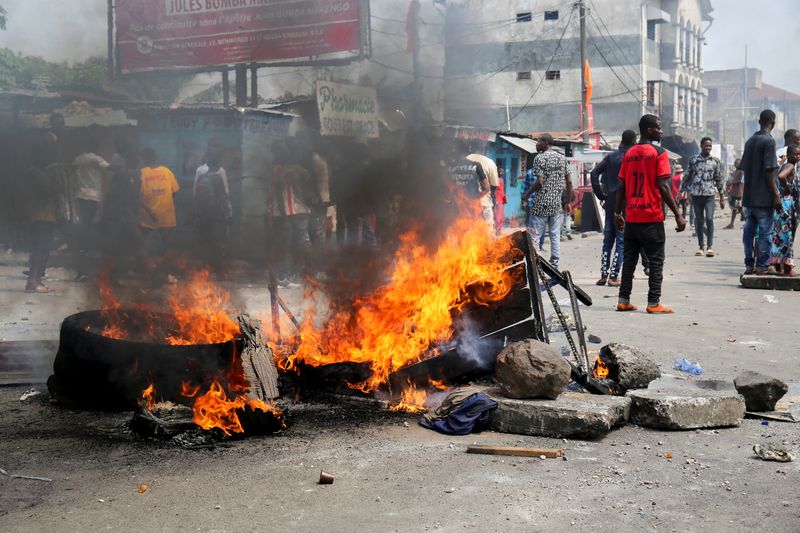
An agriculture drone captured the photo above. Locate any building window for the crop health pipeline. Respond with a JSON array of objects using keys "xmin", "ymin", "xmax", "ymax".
[
  {"xmin": 516, "ymin": 12, "xmax": 532, "ymax": 23},
  {"xmin": 646, "ymin": 81, "xmax": 657, "ymax": 107},
  {"xmin": 647, "ymin": 20, "xmax": 657, "ymax": 41},
  {"xmin": 708, "ymin": 87, "xmax": 718, "ymax": 102},
  {"xmin": 544, "ymin": 11, "xmax": 559, "ymax": 21},
  {"xmin": 517, "ymin": 71, "xmax": 532, "ymax": 81},
  {"xmin": 545, "ymin": 70, "xmax": 561, "ymax": 80}
]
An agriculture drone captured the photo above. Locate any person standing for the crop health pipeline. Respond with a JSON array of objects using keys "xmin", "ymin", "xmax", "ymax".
[
  {"xmin": 466, "ymin": 153, "xmax": 499, "ymax": 234},
  {"xmin": 193, "ymin": 152, "xmax": 231, "ymax": 273},
  {"xmin": 71, "ymin": 144, "xmax": 110, "ymax": 282},
  {"xmin": 682, "ymin": 137, "xmax": 724, "ymax": 257},
  {"xmin": 723, "ymin": 158, "xmax": 745, "ymax": 229},
  {"xmin": 615, "ymin": 114, "xmax": 686, "ymax": 314},
  {"xmin": 768, "ymin": 144, "xmax": 799, "ymax": 276},
  {"xmin": 590, "ymin": 129, "xmax": 637, "ymax": 286},
  {"xmin": 23, "ymin": 113, "xmax": 65, "ymax": 293},
  {"xmin": 494, "ymin": 168, "xmax": 507, "ymax": 236},
  {"xmin": 776, "ymin": 129, "xmax": 800, "ymax": 165},
  {"xmin": 529, "ymin": 134, "xmax": 573, "ymax": 269},
  {"xmin": 741, "ymin": 110, "xmax": 781, "ymax": 276},
  {"xmin": 521, "ymin": 166, "xmax": 537, "ymax": 234},
  {"xmin": 139, "ymin": 148, "xmax": 180, "ymax": 261}
]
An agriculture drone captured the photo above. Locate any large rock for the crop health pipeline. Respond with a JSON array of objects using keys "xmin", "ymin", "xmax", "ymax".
[
  {"xmin": 494, "ymin": 340, "xmax": 571, "ymax": 399},
  {"xmin": 600, "ymin": 343, "xmax": 661, "ymax": 389},
  {"xmin": 627, "ymin": 389, "xmax": 745, "ymax": 430},
  {"xmin": 489, "ymin": 391, "xmax": 631, "ymax": 439},
  {"xmin": 734, "ymin": 371, "xmax": 789, "ymax": 412}
]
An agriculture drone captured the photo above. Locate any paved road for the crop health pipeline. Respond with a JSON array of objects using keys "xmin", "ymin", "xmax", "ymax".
[{"xmin": 1, "ymin": 213, "xmax": 799, "ymax": 532}]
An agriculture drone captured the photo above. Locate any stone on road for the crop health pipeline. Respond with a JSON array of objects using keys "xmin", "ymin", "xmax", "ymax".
[
  {"xmin": 734, "ymin": 370, "xmax": 789, "ymax": 412},
  {"xmin": 494, "ymin": 339, "xmax": 571, "ymax": 400},
  {"xmin": 627, "ymin": 389, "xmax": 745, "ymax": 430},
  {"xmin": 600, "ymin": 342, "xmax": 661, "ymax": 389}
]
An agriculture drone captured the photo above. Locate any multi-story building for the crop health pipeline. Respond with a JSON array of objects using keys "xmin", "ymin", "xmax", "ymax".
[
  {"xmin": 444, "ymin": 0, "xmax": 713, "ymax": 152},
  {"xmin": 704, "ymin": 67, "xmax": 800, "ymax": 153}
]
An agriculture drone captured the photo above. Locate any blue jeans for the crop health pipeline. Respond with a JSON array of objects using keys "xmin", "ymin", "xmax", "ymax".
[
  {"xmin": 531, "ymin": 212, "xmax": 563, "ymax": 268},
  {"xmin": 692, "ymin": 195, "xmax": 716, "ymax": 248},
  {"xmin": 743, "ymin": 207, "xmax": 775, "ymax": 269},
  {"xmin": 602, "ymin": 207, "xmax": 624, "ymax": 278}
]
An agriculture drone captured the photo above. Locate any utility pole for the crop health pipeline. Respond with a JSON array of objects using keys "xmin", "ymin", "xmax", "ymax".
[{"xmin": 579, "ymin": 0, "xmax": 588, "ymax": 143}]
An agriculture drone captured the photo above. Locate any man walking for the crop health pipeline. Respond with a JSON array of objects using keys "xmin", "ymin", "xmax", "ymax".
[
  {"xmin": 682, "ymin": 137, "xmax": 724, "ymax": 257},
  {"xmin": 590, "ymin": 129, "xmax": 637, "ymax": 286},
  {"xmin": 723, "ymin": 158, "xmax": 744, "ymax": 229},
  {"xmin": 615, "ymin": 115, "xmax": 686, "ymax": 314},
  {"xmin": 529, "ymin": 133, "xmax": 573, "ymax": 268},
  {"xmin": 741, "ymin": 110, "xmax": 781, "ymax": 275}
]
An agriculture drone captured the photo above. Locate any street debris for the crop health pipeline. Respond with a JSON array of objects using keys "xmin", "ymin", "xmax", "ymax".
[
  {"xmin": 753, "ymin": 444, "xmax": 794, "ymax": 462},
  {"xmin": 599, "ymin": 343, "xmax": 661, "ymax": 389},
  {"xmin": 19, "ymin": 388, "xmax": 41, "ymax": 401},
  {"xmin": 763, "ymin": 294, "xmax": 779, "ymax": 304},
  {"xmin": 138, "ymin": 484, "xmax": 148, "ymax": 494},
  {"xmin": 318, "ymin": 470, "xmax": 334, "ymax": 485},
  {"xmin": 494, "ymin": 340, "xmax": 571, "ymax": 399},
  {"xmin": 0, "ymin": 466, "xmax": 52, "ymax": 482},
  {"xmin": 734, "ymin": 371, "xmax": 789, "ymax": 412},
  {"xmin": 587, "ymin": 334, "xmax": 602, "ymax": 344},
  {"xmin": 673, "ymin": 358, "xmax": 704, "ymax": 375},
  {"xmin": 466, "ymin": 445, "xmax": 563, "ymax": 458},
  {"xmin": 627, "ymin": 389, "xmax": 745, "ymax": 430}
]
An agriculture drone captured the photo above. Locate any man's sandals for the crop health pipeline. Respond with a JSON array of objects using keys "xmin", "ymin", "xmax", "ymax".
[{"xmin": 616, "ymin": 303, "xmax": 674, "ymax": 314}]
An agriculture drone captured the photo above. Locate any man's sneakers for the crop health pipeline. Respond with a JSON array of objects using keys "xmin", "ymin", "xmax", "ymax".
[
  {"xmin": 695, "ymin": 248, "xmax": 705, "ymax": 256},
  {"xmin": 705, "ymin": 248, "xmax": 716, "ymax": 257},
  {"xmin": 617, "ymin": 302, "xmax": 674, "ymax": 313},
  {"xmin": 607, "ymin": 277, "xmax": 621, "ymax": 287},
  {"xmin": 596, "ymin": 276, "xmax": 608, "ymax": 286}
]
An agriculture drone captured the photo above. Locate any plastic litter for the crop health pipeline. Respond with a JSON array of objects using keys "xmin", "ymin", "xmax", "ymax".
[
  {"xmin": 763, "ymin": 295, "xmax": 779, "ymax": 303},
  {"xmin": 673, "ymin": 358, "xmax": 704, "ymax": 374}
]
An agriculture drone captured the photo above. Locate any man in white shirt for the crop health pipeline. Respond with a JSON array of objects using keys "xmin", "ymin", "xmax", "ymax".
[{"xmin": 71, "ymin": 148, "xmax": 110, "ymax": 281}]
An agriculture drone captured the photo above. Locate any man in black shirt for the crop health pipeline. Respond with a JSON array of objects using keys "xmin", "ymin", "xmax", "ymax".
[
  {"xmin": 740, "ymin": 109, "xmax": 781, "ymax": 275},
  {"xmin": 590, "ymin": 129, "xmax": 636, "ymax": 286}
]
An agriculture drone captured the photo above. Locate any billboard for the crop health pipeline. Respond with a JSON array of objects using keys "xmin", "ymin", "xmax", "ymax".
[
  {"xmin": 316, "ymin": 80, "xmax": 379, "ymax": 138},
  {"xmin": 114, "ymin": 0, "xmax": 368, "ymax": 73}
]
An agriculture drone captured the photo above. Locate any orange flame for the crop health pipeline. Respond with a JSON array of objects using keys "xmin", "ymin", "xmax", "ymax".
[
  {"xmin": 98, "ymin": 268, "xmax": 239, "ymax": 345},
  {"xmin": 186, "ymin": 380, "xmax": 282, "ymax": 437},
  {"xmin": 389, "ymin": 384, "xmax": 428, "ymax": 413},
  {"xmin": 277, "ymin": 210, "xmax": 518, "ymax": 393},
  {"xmin": 140, "ymin": 383, "xmax": 156, "ymax": 410},
  {"xmin": 593, "ymin": 356, "xmax": 610, "ymax": 379}
]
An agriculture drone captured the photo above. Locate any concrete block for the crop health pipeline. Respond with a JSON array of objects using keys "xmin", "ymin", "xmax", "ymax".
[
  {"xmin": 627, "ymin": 389, "xmax": 745, "ymax": 430},
  {"xmin": 488, "ymin": 391, "xmax": 631, "ymax": 440}
]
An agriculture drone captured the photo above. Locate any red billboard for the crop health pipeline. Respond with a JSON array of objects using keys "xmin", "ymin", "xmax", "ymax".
[{"xmin": 115, "ymin": 0, "xmax": 368, "ymax": 73}]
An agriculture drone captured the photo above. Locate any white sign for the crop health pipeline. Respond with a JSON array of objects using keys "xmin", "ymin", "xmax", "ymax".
[{"xmin": 316, "ymin": 80, "xmax": 379, "ymax": 139}]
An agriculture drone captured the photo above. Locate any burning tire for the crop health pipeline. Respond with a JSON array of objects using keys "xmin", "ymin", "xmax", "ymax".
[{"xmin": 48, "ymin": 310, "xmax": 239, "ymax": 410}]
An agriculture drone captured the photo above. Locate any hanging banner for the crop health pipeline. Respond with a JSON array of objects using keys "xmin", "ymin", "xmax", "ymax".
[
  {"xmin": 316, "ymin": 80, "xmax": 379, "ymax": 138},
  {"xmin": 115, "ymin": 0, "xmax": 368, "ymax": 73}
]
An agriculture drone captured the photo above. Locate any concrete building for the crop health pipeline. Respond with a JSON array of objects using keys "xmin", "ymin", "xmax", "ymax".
[
  {"xmin": 704, "ymin": 67, "xmax": 800, "ymax": 153},
  {"xmin": 444, "ymin": 0, "xmax": 713, "ymax": 153}
]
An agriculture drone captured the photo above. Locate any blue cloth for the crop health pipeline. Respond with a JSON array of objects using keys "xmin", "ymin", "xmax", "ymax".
[
  {"xmin": 419, "ymin": 392, "xmax": 497, "ymax": 436},
  {"xmin": 743, "ymin": 206, "xmax": 775, "ymax": 268}
]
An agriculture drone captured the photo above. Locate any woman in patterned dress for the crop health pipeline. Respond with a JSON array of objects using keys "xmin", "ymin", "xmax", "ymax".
[{"xmin": 769, "ymin": 144, "xmax": 800, "ymax": 276}]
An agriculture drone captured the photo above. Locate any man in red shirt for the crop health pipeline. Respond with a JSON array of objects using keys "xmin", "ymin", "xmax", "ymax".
[{"xmin": 614, "ymin": 114, "xmax": 686, "ymax": 314}]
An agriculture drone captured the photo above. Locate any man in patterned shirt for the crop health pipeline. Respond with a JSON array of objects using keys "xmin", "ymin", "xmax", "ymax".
[
  {"xmin": 528, "ymin": 133, "xmax": 573, "ymax": 268},
  {"xmin": 682, "ymin": 137, "xmax": 724, "ymax": 257}
]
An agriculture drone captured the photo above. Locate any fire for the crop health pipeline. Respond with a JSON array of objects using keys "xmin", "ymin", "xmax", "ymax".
[
  {"xmin": 389, "ymin": 384, "xmax": 429, "ymax": 413},
  {"xmin": 98, "ymin": 268, "xmax": 239, "ymax": 345},
  {"xmin": 593, "ymin": 355, "xmax": 610, "ymax": 379},
  {"xmin": 186, "ymin": 380, "xmax": 282, "ymax": 437},
  {"xmin": 140, "ymin": 383, "xmax": 156, "ymax": 410},
  {"xmin": 277, "ymin": 209, "xmax": 517, "ymax": 393}
]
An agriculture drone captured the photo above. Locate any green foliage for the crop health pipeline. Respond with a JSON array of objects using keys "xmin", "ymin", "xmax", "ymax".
[
  {"xmin": 0, "ymin": 4, "xmax": 6, "ymax": 31},
  {"xmin": 0, "ymin": 50, "xmax": 106, "ymax": 89}
]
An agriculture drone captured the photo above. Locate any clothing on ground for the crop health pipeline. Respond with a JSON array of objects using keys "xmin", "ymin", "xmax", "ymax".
[{"xmin": 420, "ymin": 390, "xmax": 497, "ymax": 436}]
